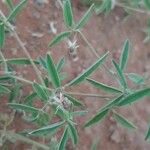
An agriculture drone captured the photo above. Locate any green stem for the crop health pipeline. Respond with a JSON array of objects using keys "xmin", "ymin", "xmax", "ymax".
[
  {"xmin": 0, "ymin": 49, "xmax": 8, "ymax": 72},
  {"xmin": 78, "ymin": 30, "xmax": 99, "ymax": 58},
  {"xmin": 0, "ymin": 130, "xmax": 50, "ymax": 150},
  {"xmin": 66, "ymin": 91, "xmax": 111, "ymax": 100},
  {"xmin": 77, "ymin": 30, "xmax": 119, "ymax": 82},
  {"xmin": 116, "ymin": 2, "xmax": 150, "ymax": 15},
  {"xmin": 0, "ymin": 10, "xmax": 45, "ymax": 86}
]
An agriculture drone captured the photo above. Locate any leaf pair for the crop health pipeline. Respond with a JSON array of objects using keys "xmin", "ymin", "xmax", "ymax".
[
  {"xmin": 84, "ymin": 85, "xmax": 150, "ymax": 128},
  {"xmin": 112, "ymin": 40, "xmax": 130, "ymax": 89},
  {"xmin": 47, "ymin": 0, "xmax": 95, "ymax": 80},
  {"xmin": 32, "ymin": 52, "xmax": 62, "ymax": 101},
  {"xmin": 84, "ymin": 95, "xmax": 123, "ymax": 127},
  {"xmin": 58, "ymin": 123, "xmax": 78, "ymax": 150},
  {"xmin": 63, "ymin": 0, "xmax": 94, "ymax": 29},
  {"xmin": 46, "ymin": 53, "xmax": 61, "ymax": 88},
  {"xmin": 7, "ymin": 0, "xmax": 27, "ymax": 21},
  {"xmin": 48, "ymin": 2, "xmax": 94, "ymax": 47},
  {"xmin": 28, "ymin": 120, "xmax": 78, "ymax": 150}
]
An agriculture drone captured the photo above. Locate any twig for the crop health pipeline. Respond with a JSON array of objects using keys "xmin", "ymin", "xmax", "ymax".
[
  {"xmin": 77, "ymin": 30, "xmax": 119, "ymax": 81},
  {"xmin": 0, "ymin": 130, "xmax": 49, "ymax": 150},
  {"xmin": 0, "ymin": 10, "xmax": 45, "ymax": 86},
  {"xmin": 9, "ymin": 75, "xmax": 53, "ymax": 91},
  {"xmin": 10, "ymin": 74, "xmax": 113, "ymax": 99}
]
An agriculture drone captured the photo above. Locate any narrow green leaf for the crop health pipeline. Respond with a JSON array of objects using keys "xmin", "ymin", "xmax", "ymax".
[
  {"xmin": 113, "ymin": 112, "xmax": 136, "ymax": 129},
  {"xmin": 58, "ymin": 126, "xmax": 68, "ymax": 150},
  {"xmin": 8, "ymin": 103, "xmax": 40, "ymax": 113},
  {"xmin": 112, "ymin": 60, "xmax": 127, "ymax": 89},
  {"xmin": 48, "ymin": 31, "xmax": 70, "ymax": 47},
  {"xmin": 95, "ymin": 0, "xmax": 112, "ymax": 14},
  {"xmin": 119, "ymin": 39, "xmax": 130, "ymax": 70},
  {"xmin": 145, "ymin": 123, "xmax": 150, "ymax": 140},
  {"xmin": 64, "ymin": 94, "xmax": 84, "ymax": 107},
  {"xmin": 9, "ymin": 84, "xmax": 21, "ymax": 102},
  {"xmin": 118, "ymin": 87, "xmax": 150, "ymax": 106},
  {"xmin": 7, "ymin": 0, "xmax": 27, "ymax": 21},
  {"xmin": 86, "ymin": 78, "xmax": 123, "ymax": 93},
  {"xmin": 144, "ymin": 0, "xmax": 150, "ymax": 10},
  {"xmin": 56, "ymin": 57, "xmax": 65, "ymax": 73},
  {"xmin": 29, "ymin": 121, "xmax": 65, "ymax": 136},
  {"xmin": 0, "ymin": 84, "xmax": 10, "ymax": 93},
  {"xmin": 46, "ymin": 53, "xmax": 61, "ymax": 88},
  {"xmin": 0, "ymin": 75, "xmax": 12, "ymax": 81},
  {"xmin": 68, "ymin": 52, "xmax": 109, "ymax": 86},
  {"xmin": 4, "ymin": 0, "xmax": 14, "ymax": 10},
  {"xmin": 84, "ymin": 109, "xmax": 109, "ymax": 127},
  {"xmin": 37, "ymin": 56, "xmax": 47, "ymax": 69},
  {"xmin": 32, "ymin": 82, "xmax": 48, "ymax": 102},
  {"xmin": 127, "ymin": 73, "xmax": 144, "ymax": 84},
  {"xmin": 90, "ymin": 139, "xmax": 99, "ymax": 150},
  {"xmin": 0, "ymin": 58, "xmax": 39, "ymax": 65},
  {"xmin": 63, "ymin": 0, "xmax": 73, "ymax": 27},
  {"xmin": 68, "ymin": 123, "xmax": 78, "ymax": 145},
  {"xmin": 0, "ymin": 22, "xmax": 5, "ymax": 48},
  {"xmin": 75, "ymin": 4, "xmax": 94, "ymax": 29},
  {"xmin": 99, "ymin": 95, "xmax": 124, "ymax": 112}
]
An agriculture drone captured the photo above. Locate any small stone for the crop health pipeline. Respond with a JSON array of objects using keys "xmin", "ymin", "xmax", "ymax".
[
  {"xmin": 110, "ymin": 130, "xmax": 121, "ymax": 143},
  {"xmin": 32, "ymin": 11, "xmax": 41, "ymax": 19},
  {"xmin": 31, "ymin": 32, "xmax": 44, "ymax": 38},
  {"xmin": 48, "ymin": 21, "xmax": 57, "ymax": 34}
]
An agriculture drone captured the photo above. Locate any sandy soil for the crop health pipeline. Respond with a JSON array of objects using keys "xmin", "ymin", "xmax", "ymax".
[{"xmin": 0, "ymin": 0, "xmax": 150, "ymax": 149}]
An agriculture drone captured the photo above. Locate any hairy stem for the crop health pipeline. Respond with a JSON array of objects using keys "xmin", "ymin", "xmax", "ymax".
[
  {"xmin": 0, "ymin": 49, "xmax": 8, "ymax": 72},
  {"xmin": 77, "ymin": 30, "xmax": 119, "ymax": 81},
  {"xmin": 0, "ymin": 130, "xmax": 49, "ymax": 150},
  {"xmin": 0, "ymin": 10, "xmax": 45, "ymax": 86},
  {"xmin": 66, "ymin": 91, "xmax": 111, "ymax": 99},
  {"xmin": 9, "ymin": 74, "xmax": 112, "ymax": 99}
]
